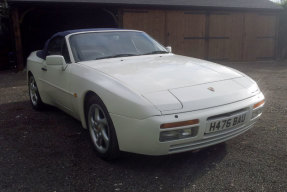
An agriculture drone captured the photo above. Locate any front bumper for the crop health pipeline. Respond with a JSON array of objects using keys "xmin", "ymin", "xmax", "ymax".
[{"xmin": 110, "ymin": 92, "xmax": 264, "ymax": 156}]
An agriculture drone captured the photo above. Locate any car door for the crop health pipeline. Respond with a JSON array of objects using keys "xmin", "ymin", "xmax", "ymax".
[{"xmin": 41, "ymin": 36, "xmax": 74, "ymax": 113}]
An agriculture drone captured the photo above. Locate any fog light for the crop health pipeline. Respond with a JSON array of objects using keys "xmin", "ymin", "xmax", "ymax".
[
  {"xmin": 252, "ymin": 108, "xmax": 263, "ymax": 119},
  {"xmin": 159, "ymin": 127, "xmax": 198, "ymax": 142}
]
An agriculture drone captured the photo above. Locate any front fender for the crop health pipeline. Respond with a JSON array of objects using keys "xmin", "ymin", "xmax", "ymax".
[{"xmin": 69, "ymin": 63, "xmax": 161, "ymax": 128}]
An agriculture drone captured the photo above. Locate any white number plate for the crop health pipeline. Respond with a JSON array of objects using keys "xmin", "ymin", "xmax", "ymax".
[{"xmin": 206, "ymin": 113, "xmax": 247, "ymax": 133}]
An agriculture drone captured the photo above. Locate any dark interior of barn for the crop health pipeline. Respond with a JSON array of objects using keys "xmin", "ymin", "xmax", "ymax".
[{"xmin": 18, "ymin": 3, "xmax": 119, "ymax": 61}]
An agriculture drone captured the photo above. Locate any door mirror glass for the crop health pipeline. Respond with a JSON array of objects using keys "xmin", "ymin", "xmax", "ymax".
[
  {"xmin": 166, "ymin": 46, "xmax": 172, "ymax": 53},
  {"xmin": 46, "ymin": 55, "xmax": 66, "ymax": 66}
]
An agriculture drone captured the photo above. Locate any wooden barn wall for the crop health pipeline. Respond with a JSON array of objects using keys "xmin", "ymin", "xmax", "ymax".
[
  {"xmin": 208, "ymin": 12, "xmax": 244, "ymax": 61},
  {"xmin": 122, "ymin": 10, "xmax": 166, "ymax": 45},
  {"xmin": 122, "ymin": 9, "xmax": 278, "ymax": 62},
  {"xmin": 243, "ymin": 13, "xmax": 277, "ymax": 61},
  {"xmin": 166, "ymin": 11, "xmax": 206, "ymax": 59}
]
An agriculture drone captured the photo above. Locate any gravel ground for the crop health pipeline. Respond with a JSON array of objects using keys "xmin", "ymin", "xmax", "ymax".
[{"xmin": 0, "ymin": 61, "xmax": 286, "ymax": 192}]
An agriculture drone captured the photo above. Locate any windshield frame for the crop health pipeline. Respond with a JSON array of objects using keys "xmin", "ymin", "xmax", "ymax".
[{"xmin": 66, "ymin": 30, "xmax": 169, "ymax": 63}]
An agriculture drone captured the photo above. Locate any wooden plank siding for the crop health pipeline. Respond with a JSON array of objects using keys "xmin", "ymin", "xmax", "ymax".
[
  {"xmin": 123, "ymin": 9, "xmax": 166, "ymax": 45},
  {"xmin": 166, "ymin": 11, "xmax": 207, "ymax": 59},
  {"xmin": 208, "ymin": 13, "xmax": 244, "ymax": 61},
  {"xmin": 122, "ymin": 9, "xmax": 278, "ymax": 62},
  {"xmin": 254, "ymin": 14, "xmax": 276, "ymax": 60},
  {"xmin": 243, "ymin": 13, "xmax": 277, "ymax": 61}
]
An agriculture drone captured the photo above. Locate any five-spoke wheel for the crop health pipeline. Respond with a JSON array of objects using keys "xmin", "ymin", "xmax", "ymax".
[
  {"xmin": 88, "ymin": 104, "xmax": 110, "ymax": 153},
  {"xmin": 86, "ymin": 95, "xmax": 120, "ymax": 160},
  {"xmin": 28, "ymin": 74, "xmax": 44, "ymax": 110}
]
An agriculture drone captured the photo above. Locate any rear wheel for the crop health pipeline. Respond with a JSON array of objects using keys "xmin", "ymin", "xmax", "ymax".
[
  {"xmin": 28, "ymin": 74, "xmax": 44, "ymax": 110},
  {"xmin": 86, "ymin": 95, "xmax": 120, "ymax": 160}
]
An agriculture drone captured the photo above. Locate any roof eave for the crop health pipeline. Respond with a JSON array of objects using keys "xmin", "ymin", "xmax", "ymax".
[{"xmin": 7, "ymin": 0, "xmax": 283, "ymax": 11}]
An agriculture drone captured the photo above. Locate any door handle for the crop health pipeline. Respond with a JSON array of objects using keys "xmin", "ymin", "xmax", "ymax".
[{"xmin": 41, "ymin": 67, "xmax": 47, "ymax": 71}]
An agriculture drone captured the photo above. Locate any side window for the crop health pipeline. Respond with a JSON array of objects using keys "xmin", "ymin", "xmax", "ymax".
[
  {"xmin": 47, "ymin": 37, "xmax": 62, "ymax": 56},
  {"xmin": 47, "ymin": 36, "xmax": 71, "ymax": 63}
]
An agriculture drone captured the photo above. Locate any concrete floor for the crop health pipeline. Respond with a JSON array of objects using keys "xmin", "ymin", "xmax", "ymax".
[{"xmin": 0, "ymin": 61, "xmax": 286, "ymax": 192}]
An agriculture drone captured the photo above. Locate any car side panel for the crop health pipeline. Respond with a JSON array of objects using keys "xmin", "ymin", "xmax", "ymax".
[{"xmin": 27, "ymin": 51, "xmax": 53, "ymax": 106}]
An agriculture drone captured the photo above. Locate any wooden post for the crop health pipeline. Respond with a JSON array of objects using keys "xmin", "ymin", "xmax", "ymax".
[
  {"xmin": 274, "ymin": 14, "xmax": 280, "ymax": 60},
  {"xmin": 204, "ymin": 11, "xmax": 210, "ymax": 60},
  {"xmin": 117, "ymin": 8, "xmax": 123, "ymax": 28},
  {"xmin": 11, "ymin": 8, "xmax": 24, "ymax": 71}
]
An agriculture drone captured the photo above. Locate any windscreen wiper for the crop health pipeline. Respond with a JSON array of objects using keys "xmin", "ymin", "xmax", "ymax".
[
  {"xmin": 97, "ymin": 54, "xmax": 138, "ymax": 60},
  {"xmin": 143, "ymin": 51, "xmax": 169, "ymax": 55}
]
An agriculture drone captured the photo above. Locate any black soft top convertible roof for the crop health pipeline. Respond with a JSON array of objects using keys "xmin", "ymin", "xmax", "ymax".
[{"xmin": 38, "ymin": 28, "xmax": 120, "ymax": 59}]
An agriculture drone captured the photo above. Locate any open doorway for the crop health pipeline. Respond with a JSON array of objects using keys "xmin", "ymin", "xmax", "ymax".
[{"xmin": 20, "ymin": 4, "xmax": 119, "ymax": 60}]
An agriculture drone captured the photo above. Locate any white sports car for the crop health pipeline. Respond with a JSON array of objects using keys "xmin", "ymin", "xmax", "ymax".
[{"xmin": 27, "ymin": 29, "xmax": 265, "ymax": 159}]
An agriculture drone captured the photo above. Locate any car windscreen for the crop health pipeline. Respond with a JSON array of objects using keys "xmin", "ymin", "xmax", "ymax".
[{"xmin": 69, "ymin": 31, "xmax": 168, "ymax": 62}]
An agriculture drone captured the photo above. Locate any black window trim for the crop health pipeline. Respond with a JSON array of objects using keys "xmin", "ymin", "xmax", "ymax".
[{"xmin": 46, "ymin": 36, "xmax": 72, "ymax": 64}]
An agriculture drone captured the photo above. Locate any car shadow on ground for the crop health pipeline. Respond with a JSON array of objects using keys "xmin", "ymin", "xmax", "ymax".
[{"xmin": 0, "ymin": 100, "xmax": 227, "ymax": 191}]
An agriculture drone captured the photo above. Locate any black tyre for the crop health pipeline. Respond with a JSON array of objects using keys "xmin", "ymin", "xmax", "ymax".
[
  {"xmin": 86, "ymin": 94, "xmax": 120, "ymax": 160},
  {"xmin": 28, "ymin": 74, "xmax": 44, "ymax": 110}
]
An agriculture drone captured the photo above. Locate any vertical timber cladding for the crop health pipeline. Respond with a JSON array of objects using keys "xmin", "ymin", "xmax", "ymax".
[
  {"xmin": 209, "ymin": 12, "xmax": 277, "ymax": 61},
  {"xmin": 123, "ymin": 9, "xmax": 207, "ymax": 59},
  {"xmin": 243, "ymin": 13, "xmax": 277, "ymax": 61},
  {"xmin": 122, "ymin": 9, "xmax": 166, "ymax": 45},
  {"xmin": 208, "ymin": 12, "xmax": 244, "ymax": 61},
  {"xmin": 122, "ymin": 9, "xmax": 278, "ymax": 61},
  {"xmin": 166, "ymin": 11, "xmax": 206, "ymax": 59}
]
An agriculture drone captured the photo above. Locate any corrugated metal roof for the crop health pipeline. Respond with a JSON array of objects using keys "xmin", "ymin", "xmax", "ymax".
[{"xmin": 7, "ymin": 0, "xmax": 283, "ymax": 10}]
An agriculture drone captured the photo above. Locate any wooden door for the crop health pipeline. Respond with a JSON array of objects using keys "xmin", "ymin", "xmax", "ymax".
[
  {"xmin": 243, "ymin": 13, "xmax": 277, "ymax": 61},
  {"xmin": 208, "ymin": 13, "xmax": 244, "ymax": 61},
  {"xmin": 122, "ymin": 9, "xmax": 278, "ymax": 62},
  {"xmin": 255, "ymin": 14, "xmax": 277, "ymax": 60},
  {"xmin": 122, "ymin": 9, "xmax": 166, "ymax": 45},
  {"xmin": 166, "ymin": 11, "xmax": 207, "ymax": 59}
]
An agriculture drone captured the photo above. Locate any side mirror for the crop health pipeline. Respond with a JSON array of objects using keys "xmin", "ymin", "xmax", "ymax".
[
  {"xmin": 46, "ymin": 55, "xmax": 66, "ymax": 65},
  {"xmin": 46, "ymin": 55, "xmax": 67, "ymax": 70},
  {"xmin": 166, "ymin": 46, "xmax": 172, "ymax": 53}
]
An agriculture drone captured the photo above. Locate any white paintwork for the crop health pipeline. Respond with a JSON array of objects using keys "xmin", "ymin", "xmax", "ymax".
[
  {"xmin": 80, "ymin": 54, "xmax": 242, "ymax": 94},
  {"xmin": 166, "ymin": 46, "xmax": 172, "ymax": 53},
  {"xmin": 27, "ymin": 29, "xmax": 265, "ymax": 155},
  {"xmin": 46, "ymin": 55, "xmax": 65, "ymax": 65}
]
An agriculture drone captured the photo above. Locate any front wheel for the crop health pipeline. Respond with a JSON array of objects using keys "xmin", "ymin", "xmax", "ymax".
[
  {"xmin": 28, "ymin": 74, "xmax": 44, "ymax": 110},
  {"xmin": 86, "ymin": 95, "xmax": 120, "ymax": 160}
]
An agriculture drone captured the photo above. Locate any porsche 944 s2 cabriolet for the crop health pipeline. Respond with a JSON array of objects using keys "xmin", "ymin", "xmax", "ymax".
[{"xmin": 27, "ymin": 29, "xmax": 265, "ymax": 159}]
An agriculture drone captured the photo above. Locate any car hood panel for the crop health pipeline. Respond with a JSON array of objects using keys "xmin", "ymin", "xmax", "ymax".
[
  {"xmin": 80, "ymin": 54, "xmax": 243, "ymax": 94},
  {"xmin": 169, "ymin": 79, "xmax": 257, "ymax": 112}
]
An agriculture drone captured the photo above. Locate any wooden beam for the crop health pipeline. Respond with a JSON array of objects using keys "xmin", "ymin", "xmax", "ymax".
[
  {"xmin": 204, "ymin": 11, "xmax": 210, "ymax": 60},
  {"xmin": 164, "ymin": 10, "xmax": 168, "ymax": 46},
  {"xmin": 274, "ymin": 14, "xmax": 280, "ymax": 60},
  {"xmin": 11, "ymin": 8, "xmax": 24, "ymax": 71},
  {"xmin": 117, "ymin": 8, "xmax": 123, "ymax": 28}
]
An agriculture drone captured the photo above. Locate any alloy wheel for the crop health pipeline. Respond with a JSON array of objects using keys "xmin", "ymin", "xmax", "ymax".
[{"xmin": 88, "ymin": 104, "xmax": 110, "ymax": 153}]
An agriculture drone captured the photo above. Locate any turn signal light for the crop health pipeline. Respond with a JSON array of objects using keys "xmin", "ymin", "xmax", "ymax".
[
  {"xmin": 253, "ymin": 100, "xmax": 265, "ymax": 109},
  {"xmin": 160, "ymin": 119, "xmax": 199, "ymax": 129}
]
